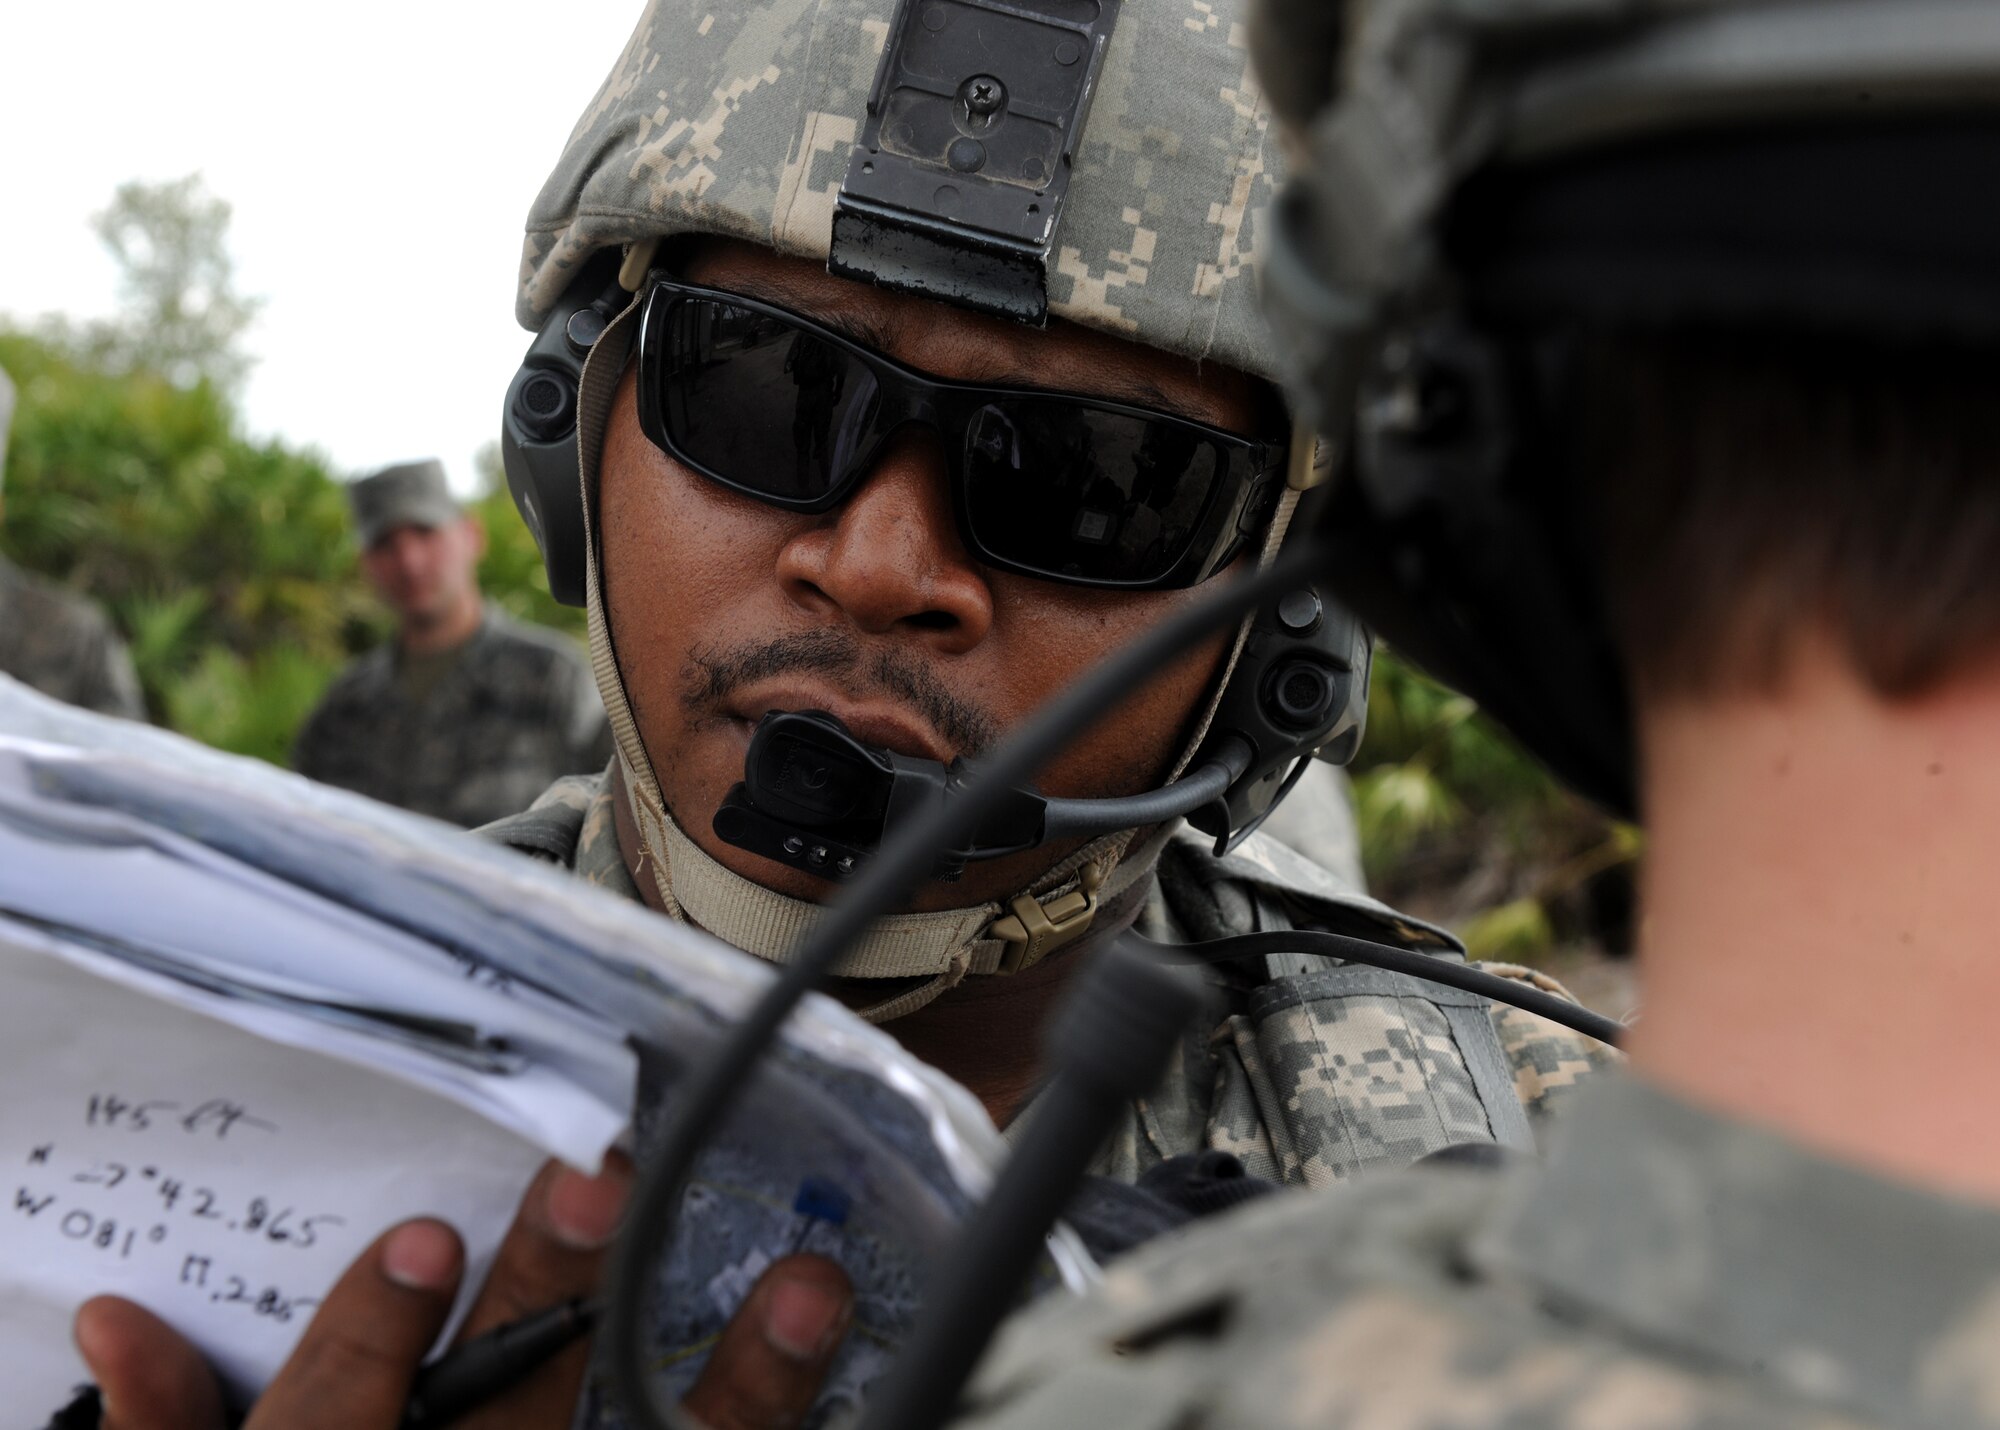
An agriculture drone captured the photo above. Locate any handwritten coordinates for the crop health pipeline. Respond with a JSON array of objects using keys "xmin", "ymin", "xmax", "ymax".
[{"xmin": 9, "ymin": 1092, "xmax": 346, "ymax": 1325}]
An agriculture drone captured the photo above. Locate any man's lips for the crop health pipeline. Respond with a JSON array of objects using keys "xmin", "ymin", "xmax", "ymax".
[{"xmin": 722, "ymin": 687, "xmax": 958, "ymax": 765}]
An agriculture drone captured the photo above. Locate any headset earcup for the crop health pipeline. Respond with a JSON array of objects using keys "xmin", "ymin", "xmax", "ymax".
[{"xmin": 499, "ymin": 256, "xmax": 625, "ymax": 609}]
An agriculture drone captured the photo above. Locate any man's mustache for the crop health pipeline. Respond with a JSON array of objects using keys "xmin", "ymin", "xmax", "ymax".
[{"xmin": 683, "ymin": 630, "xmax": 999, "ymax": 759}]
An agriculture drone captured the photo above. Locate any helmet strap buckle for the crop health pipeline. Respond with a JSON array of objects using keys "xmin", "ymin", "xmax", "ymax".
[{"xmin": 989, "ymin": 861, "xmax": 1106, "ymax": 974}]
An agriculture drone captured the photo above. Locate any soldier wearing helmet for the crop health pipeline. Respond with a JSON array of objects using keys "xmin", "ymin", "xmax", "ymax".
[
  {"xmin": 477, "ymin": 0, "xmax": 1606, "ymax": 1176},
  {"xmin": 71, "ymin": 0, "xmax": 1614, "ymax": 1424},
  {"xmin": 0, "ymin": 365, "xmax": 146, "ymax": 721},
  {"xmin": 936, "ymin": 3, "xmax": 2000, "ymax": 1427}
]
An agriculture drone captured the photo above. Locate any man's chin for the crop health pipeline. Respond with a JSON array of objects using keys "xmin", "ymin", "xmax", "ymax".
[{"xmin": 397, "ymin": 596, "xmax": 453, "ymax": 629}]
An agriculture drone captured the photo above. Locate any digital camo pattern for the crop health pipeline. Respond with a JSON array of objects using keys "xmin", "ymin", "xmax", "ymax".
[
  {"xmin": 486, "ymin": 770, "xmax": 1616, "ymax": 1194},
  {"xmin": 520, "ymin": 0, "xmax": 1284, "ymax": 378},
  {"xmin": 293, "ymin": 606, "xmax": 611, "ymax": 828},
  {"xmin": 1487, "ymin": 958, "xmax": 1621, "ymax": 1122},
  {"xmin": 0, "ymin": 557, "xmax": 145, "ymax": 721},
  {"xmin": 954, "ymin": 1076, "xmax": 2000, "ymax": 1430}
]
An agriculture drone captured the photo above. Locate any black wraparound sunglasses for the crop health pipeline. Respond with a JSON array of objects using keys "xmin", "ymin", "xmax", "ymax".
[{"xmin": 635, "ymin": 274, "xmax": 1286, "ymax": 590}]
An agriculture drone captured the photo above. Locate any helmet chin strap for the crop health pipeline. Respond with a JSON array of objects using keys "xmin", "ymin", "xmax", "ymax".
[{"xmin": 568, "ymin": 272, "xmax": 1298, "ymax": 1022}]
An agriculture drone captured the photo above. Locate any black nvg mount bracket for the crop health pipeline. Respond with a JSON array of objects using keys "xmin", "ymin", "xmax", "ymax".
[{"xmin": 828, "ymin": 0, "xmax": 1125, "ymax": 325}]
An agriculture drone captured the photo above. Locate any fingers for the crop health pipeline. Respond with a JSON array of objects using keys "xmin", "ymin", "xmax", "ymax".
[
  {"xmin": 246, "ymin": 1217, "xmax": 465, "ymax": 1428},
  {"xmin": 450, "ymin": 1152, "xmax": 632, "ymax": 1430},
  {"xmin": 74, "ymin": 1154, "xmax": 630, "ymax": 1430},
  {"xmin": 680, "ymin": 1254, "xmax": 853, "ymax": 1430},
  {"xmin": 75, "ymin": 1295, "xmax": 227, "ymax": 1430}
]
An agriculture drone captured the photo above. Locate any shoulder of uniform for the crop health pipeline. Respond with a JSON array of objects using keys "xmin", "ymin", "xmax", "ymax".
[
  {"xmin": 1477, "ymin": 960, "xmax": 1626, "ymax": 1123},
  {"xmin": 966, "ymin": 1167, "xmax": 1509, "ymax": 1410},
  {"xmin": 0, "ymin": 560, "xmax": 111, "ymax": 636},
  {"xmin": 1157, "ymin": 823, "xmax": 1462, "ymax": 954},
  {"xmin": 312, "ymin": 648, "xmax": 393, "ymax": 705},
  {"xmin": 474, "ymin": 770, "xmax": 602, "ymax": 866},
  {"xmin": 474, "ymin": 606, "xmax": 590, "ymax": 669},
  {"xmin": 963, "ymin": 1162, "xmax": 1846, "ymax": 1430}
]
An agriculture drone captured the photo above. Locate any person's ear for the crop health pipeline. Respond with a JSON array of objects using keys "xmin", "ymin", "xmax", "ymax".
[{"xmin": 463, "ymin": 513, "xmax": 488, "ymax": 561}]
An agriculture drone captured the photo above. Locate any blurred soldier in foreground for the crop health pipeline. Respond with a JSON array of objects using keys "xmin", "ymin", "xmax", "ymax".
[
  {"xmin": 943, "ymin": 3, "xmax": 2000, "ymax": 1427},
  {"xmin": 293, "ymin": 459, "xmax": 609, "ymax": 827},
  {"xmin": 0, "ymin": 364, "xmax": 145, "ymax": 720}
]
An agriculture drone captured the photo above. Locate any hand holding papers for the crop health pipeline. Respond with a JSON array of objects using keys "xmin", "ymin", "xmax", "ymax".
[
  {"xmin": 0, "ymin": 931, "xmax": 553, "ymax": 1404},
  {"xmin": 0, "ymin": 676, "xmax": 1034, "ymax": 1419}
]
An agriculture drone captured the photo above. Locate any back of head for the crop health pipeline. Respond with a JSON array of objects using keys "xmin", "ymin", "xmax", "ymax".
[{"xmin": 1253, "ymin": 0, "xmax": 2000, "ymax": 813}]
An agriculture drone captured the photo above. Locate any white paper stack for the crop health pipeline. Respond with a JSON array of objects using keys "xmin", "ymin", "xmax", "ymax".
[{"xmin": 0, "ymin": 676, "xmax": 1018, "ymax": 1415}]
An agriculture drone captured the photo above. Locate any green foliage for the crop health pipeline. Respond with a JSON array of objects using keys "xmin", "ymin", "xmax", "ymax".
[
  {"xmin": 158, "ymin": 644, "xmax": 339, "ymax": 769},
  {"xmin": 0, "ymin": 328, "xmax": 383, "ymax": 755},
  {"xmin": 1351, "ymin": 650, "xmax": 1639, "ymax": 960}
]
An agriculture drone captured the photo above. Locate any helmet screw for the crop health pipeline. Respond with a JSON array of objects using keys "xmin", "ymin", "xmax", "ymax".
[{"xmin": 962, "ymin": 74, "xmax": 1006, "ymax": 116}]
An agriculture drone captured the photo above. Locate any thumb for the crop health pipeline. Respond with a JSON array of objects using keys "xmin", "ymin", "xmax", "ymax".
[
  {"xmin": 75, "ymin": 1295, "xmax": 228, "ymax": 1430},
  {"xmin": 679, "ymin": 1255, "xmax": 852, "ymax": 1430}
]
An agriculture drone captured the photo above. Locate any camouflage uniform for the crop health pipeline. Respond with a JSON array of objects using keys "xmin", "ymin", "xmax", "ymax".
[
  {"xmin": 0, "ymin": 365, "xmax": 144, "ymax": 721},
  {"xmin": 293, "ymin": 606, "xmax": 611, "ymax": 829},
  {"xmin": 484, "ymin": 771, "xmax": 1617, "ymax": 1188},
  {"xmin": 952, "ymin": 1075, "xmax": 2000, "ymax": 1430},
  {"xmin": 0, "ymin": 559, "xmax": 146, "ymax": 721}
]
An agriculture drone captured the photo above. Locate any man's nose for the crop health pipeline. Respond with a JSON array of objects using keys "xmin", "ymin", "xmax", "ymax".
[
  {"xmin": 774, "ymin": 432, "xmax": 994, "ymax": 652},
  {"xmin": 388, "ymin": 532, "xmax": 428, "ymax": 578}
]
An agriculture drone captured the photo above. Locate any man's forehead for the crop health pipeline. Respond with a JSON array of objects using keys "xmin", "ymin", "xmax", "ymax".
[
  {"xmin": 678, "ymin": 240, "xmax": 1263, "ymax": 429},
  {"xmin": 366, "ymin": 521, "xmax": 445, "ymax": 546}
]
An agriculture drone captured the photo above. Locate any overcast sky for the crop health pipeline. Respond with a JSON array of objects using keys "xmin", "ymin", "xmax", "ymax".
[{"xmin": 0, "ymin": 0, "xmax": 645, "ymax": 493}]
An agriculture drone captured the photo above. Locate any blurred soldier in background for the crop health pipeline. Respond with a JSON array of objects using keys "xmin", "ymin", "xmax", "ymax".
[
  {"xmin": 0, "ymin": 364, "xmax": 146, "ymax": 721},
  {"xmin": 944, "ymin": 4, "xmax": 2000, "ymax": 1428},
  {"xmin": 293, "ymin": 458, "xmax": 609, "ymax": 827}
]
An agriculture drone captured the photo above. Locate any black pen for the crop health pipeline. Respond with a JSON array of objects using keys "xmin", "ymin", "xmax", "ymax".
[{"xmin": 400, "ymin": 1296, "xmax": 600, "ymax": 1427}]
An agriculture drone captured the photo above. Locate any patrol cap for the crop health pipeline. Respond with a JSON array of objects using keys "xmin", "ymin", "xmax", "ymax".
[
  {"xmin": 0, "ymin": 364, "xmax": 16, "ymax": 493},
  {"xmin": 348, "ymin": 460, "xmax": 461, "ymax": 547},
  {"xmin": 520, "ymin": 0, "xmax": 1284, "ymax": 378}
]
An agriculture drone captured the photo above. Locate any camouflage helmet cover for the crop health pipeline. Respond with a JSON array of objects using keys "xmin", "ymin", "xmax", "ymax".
[{"xmin": 519, "ymin": 0, "xmax": 1286, "ymax": 379}]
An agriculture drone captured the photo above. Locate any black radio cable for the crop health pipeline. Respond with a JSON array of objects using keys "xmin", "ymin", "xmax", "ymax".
[
  {"xmin": 603, "ymin": 543, "xmax": 1329, "ymax": 1430},
  {"xmin": 1130, "ymin": 930, "xmax": 1624, "ymax": 1047}
]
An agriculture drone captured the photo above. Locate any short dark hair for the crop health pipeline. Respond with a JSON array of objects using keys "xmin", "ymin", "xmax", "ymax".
[{"xmin": 1566, "ymin": 328, "xmax": 2000, "ymax": 700}]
